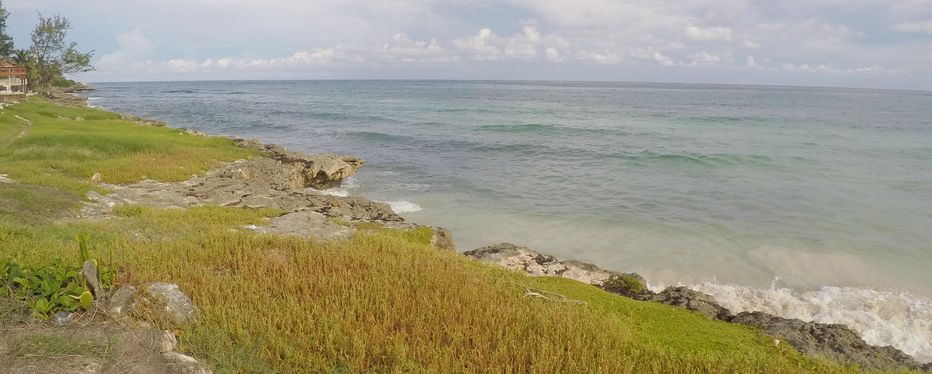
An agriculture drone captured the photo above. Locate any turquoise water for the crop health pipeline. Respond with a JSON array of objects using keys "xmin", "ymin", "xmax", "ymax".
[
  {"xmin": 83, "ymin": 81, "xmax": 932, "ymax": 296},
  {"xmin": 86, "ymin": 80, "xmax": 932, "ymax": 295},
  {"xmin": 85, "ymin": 81, "xmax": 932, "ymax": 359}
]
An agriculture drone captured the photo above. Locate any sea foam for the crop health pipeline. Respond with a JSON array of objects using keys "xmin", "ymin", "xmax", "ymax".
[
  {"xmin": 689, "ymin": 280, "xmax": 932, "ymax": 363},
  {"xmin": 383, "ymin": 200, "xmax": 423, "ymax": 213},
  {"xmin": 311, "ymin": 188, "xmax": 350, "ymax": 197}
]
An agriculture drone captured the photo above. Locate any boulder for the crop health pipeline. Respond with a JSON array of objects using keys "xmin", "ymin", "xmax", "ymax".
[
  {"xmin": 0, "ymin": 174, "xmax": 13, "ymax": 184},
  {"xmin": 430, "ymin": 227, "xmax": 455, "ymax": 251},
  {"xmin": 732, "ymin": 311, "xmax": 926, "ymax": 372},
  {"xmin": 162, "ymin": 352, "xmax": 213, "ymax": 374},
  {"xmin": 144, "ymin": 282, "xmax": 198, "ymax": 327},
  {"xmin": 600, "ymin": 273, "xmax": 651, "ymax": 299},
  {"xmin": 464, "ymin": 243, "xmax": 621, "ymax": 286},
  {"xmin": 647, "ymin": 286, "xmax": 734, "ymax": 321},
  {"xmin": 108, "ymin": 285, "xmax": 137, "ymax": 319},
  {"xmin": 231, "ymin": 138, "xmax": 364, "ymax": 189}
]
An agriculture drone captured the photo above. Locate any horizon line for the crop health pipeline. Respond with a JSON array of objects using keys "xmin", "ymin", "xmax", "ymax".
[{"xmin": 82, "ymin": 77, "xmax": 932, "ymax": 94}]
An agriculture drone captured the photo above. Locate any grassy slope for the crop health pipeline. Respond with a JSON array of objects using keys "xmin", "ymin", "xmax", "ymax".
[{"xmin": 0, "ymin": 98, "xmax": 860, "ymax": 373}]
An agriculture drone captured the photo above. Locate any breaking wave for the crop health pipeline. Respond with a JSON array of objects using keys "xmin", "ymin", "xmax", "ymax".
[
  {"xmin": 382, "ymin": 200, "xmax": 423, "ymax": 213},
  {"xmin": 689, "ymin": 280, "xmax": 932, "ymax": 363}
]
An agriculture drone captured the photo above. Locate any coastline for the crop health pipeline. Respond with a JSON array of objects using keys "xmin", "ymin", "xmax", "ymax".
[{"xmin": 1, "ymin": 92, "xmax": 928, "ymax": 372}]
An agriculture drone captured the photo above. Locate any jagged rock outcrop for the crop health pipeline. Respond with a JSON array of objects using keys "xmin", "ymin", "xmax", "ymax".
[
  {"xmin": 82, "ymin": 159, "xmax": 404, "ymax": 226},
  {"xmin": 732, "ymin": 311, "xmax": 928, "ymax": 372},
  {"xmin": 465, "ymin": 243, "xmax": 928, "ymax": 372},
  {"xmin": 232, "ymin": 138, "xmax": 363, "ymax": 189},
  {"xmin": 646, "ymin": 286, "xmax": 734, "ymax": 321},
  {"xmin": 430, "ymin": 227, "xmax": 455, "ymax": 251},
  {"xmin": 464, "ymin": 243, "xmax": 634, "ymax": 286}
]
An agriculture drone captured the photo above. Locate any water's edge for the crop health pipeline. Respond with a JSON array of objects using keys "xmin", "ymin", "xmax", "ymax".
[{"xmin": 80, "ymin": 82, "xmax": 932, "ymax": 363}]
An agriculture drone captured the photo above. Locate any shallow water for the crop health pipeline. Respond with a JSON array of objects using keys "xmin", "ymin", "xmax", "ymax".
[{"xmin": 84, "ymin": 80, "xmax": 932, "ymax": 359}]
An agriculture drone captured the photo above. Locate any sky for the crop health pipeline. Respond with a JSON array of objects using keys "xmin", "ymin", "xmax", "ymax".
[{"xmin": 4, "ymin": 0, "xmax": 932, "ymax": 89}]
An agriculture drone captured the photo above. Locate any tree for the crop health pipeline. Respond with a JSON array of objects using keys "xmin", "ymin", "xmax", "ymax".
[
  {"xmin": 0, "ymin": 1, "xmax": 14, "ymax": 58},
  {"xmin": 29, "ymin": 14, "xmax": 93, "ymax": 89},
  {"xmin": 12, "ymin": 49, "xmax": 36, "ymax": 89}
]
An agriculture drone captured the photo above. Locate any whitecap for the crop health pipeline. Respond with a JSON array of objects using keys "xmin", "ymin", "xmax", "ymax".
[
  {"xmin": 397, "ymin": 183, "xmax": 431, "ymax": 191},
  {"xmin": 382, "ymin": 200, "xmax": 423, "ymax": 213},
  {"xmin": 310, "ymin": 188, "xmax": 350, "ymax": 197},
  {"xmin": 690, "ymin": 280, "xmax": 932, "ymax": 363},
  {"xmin": 341, "ymin": 176, "xmax": 359, "ymax": 189}
]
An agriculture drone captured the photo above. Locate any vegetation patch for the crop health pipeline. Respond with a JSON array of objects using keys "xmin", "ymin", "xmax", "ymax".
[
  {"xmin": 0, "ymin": 236, "xmax": 113, "ymax": 319},
  {"xmin": 10, "ymin": 333, "xmax": 112, "ymax": 360}
]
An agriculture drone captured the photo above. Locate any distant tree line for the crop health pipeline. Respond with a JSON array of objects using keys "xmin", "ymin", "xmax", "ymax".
[{"xmin": 0, "ymin": 1, "xmax": 94, "ymax": 93}]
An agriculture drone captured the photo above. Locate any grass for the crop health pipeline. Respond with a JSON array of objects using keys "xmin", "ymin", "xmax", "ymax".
[
  {"xmin": 0, "ymin": 98, "xmax": 257, "ymax": 195},
  {"xmin": 0, "ymin": 98, "xmax": 869, "ymax": 372},
  {"xmin": 10, "ymin": 333, "xmax": 113, "ymax": 360}
]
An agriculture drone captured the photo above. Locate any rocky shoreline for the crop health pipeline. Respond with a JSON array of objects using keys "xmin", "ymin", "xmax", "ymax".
[
  {"xmin": 65, "ymin": 94, "xmax": 928, "ymax": 372},
  {"xmin": 466, "ymin": 243, "xmax": 930, "ymax": 372}
]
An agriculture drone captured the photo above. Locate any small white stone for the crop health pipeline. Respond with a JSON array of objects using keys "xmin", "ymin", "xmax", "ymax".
[
  {"xmin": 162, "ymin": 351, "xmax": 199, "ymax": 364},
  {"xmin": 160, "ymin": 331, "xmax": 178, "ymax": 352}
]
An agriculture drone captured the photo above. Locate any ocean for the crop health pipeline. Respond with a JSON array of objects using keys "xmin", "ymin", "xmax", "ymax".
[{"xmin": 82, "ymin": 80, "xmax": 932, "ymax": 361}]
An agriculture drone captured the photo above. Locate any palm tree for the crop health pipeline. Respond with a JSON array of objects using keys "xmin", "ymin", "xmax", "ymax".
[{"xmin": 10, "ymin": 49, "xmax": 35, "ymax": 91}]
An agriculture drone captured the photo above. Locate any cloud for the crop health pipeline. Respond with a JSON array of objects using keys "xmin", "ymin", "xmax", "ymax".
[
  {"xmin": 894, "ymin": 20, "xmax": 932, "ymax": 35},
  {"xmin": 98, "ymin": 29, "xmax": 155, "ymax": 66},
  {"xmin": 575, "ymin": 51, "xmax": 623, "ymax": 64},
  {"xmin": 779, "ymin": 62, "xmax": 884, "ymax": 73},
  {"xmin": 687, "ymin": 51, "xmax": 723, "ymax": 65},
  {"xmin": 453, "ymin": 28, "xmax": 504, "ymax": 60},
  {"xmin": 453, "ymin": 23, "xmax": 570, "ymax": 61},
  {"xmin": 63, "ymin": 0, "xmax": 931, "ymax": 88},
  {"xmin": 683, "ymin": 25, "xmax": 733, "ymax": 42}
]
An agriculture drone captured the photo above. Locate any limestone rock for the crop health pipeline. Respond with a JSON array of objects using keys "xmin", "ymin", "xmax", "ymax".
[
  {"xmin": 81, "ymin": 260, "xmax": 104, "ymax": 299},
  {"xmin": 732, "ymin": 311, "xmax": 925, "ymax": 372},
  {"xmin": 430, "ymin": 227, "xmax": 455, "ymax": 251},
  {"xmin": 108, "ymin": 285, "xmax": 136, "ymax": 319},
  {"xmin": 91, "ymin": 172, "xmax": 101, "ymax": 182},
  {"xmin": 647, "ymin": 286, "xmax": 734, "ymax": 321},
  {"xmin": 231, "ymin": 138, "xmax": 364, "ymax": 189},
  {"xmin": 464, "ymin": 243, "xmax": 620, "ymax": 286},
  {"xmin": 159, "ymin": 331, "xmax": 178, "ymax": 353},
  {"xmin": 144, "ymin": 282, "xmax": 198, "ymax": 327},
  {"xmin": 600, "ymin": 273, "xmax": 651, "ymax": 299},
  {"xmin": 0, "ymin": 174, "xmax": 14, "ymax": 184},
  {"xmin": 163, "ymin": 352, "xmax": 213, "ymax": 374},
  {"xmin": 250, "ymin": 210, "xmax": 354, "ymax": 241}
]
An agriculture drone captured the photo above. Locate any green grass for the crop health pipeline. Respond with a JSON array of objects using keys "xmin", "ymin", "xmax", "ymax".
[
  {"xmin": 0, "ymin": 98, "xmax": 867, "ymax": 373},
  {"xmin": 0, "ymin": 98, "xmax": 257, "ymax": 195}
]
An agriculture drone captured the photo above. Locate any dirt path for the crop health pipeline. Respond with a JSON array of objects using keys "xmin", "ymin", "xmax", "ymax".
[
  {"xmin": 0, "ymin": 305, "xmax": 210, "ymax": 373},
  {"xmin": 11, "ymin": 115, "xmax": 31, "ymax": 140}
]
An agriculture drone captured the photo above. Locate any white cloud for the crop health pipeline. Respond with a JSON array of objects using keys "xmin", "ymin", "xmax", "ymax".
[
  {"xmin": 453, "ymin": 23, "xmax": 570, "ymax": 61},
  {"xmin": 631, "ymin": 49, "xmax": 675, "ymax": 66},
  {"xmin": 684, "ymin": 25, "xmax": 733, "ymax": 42},
  {"xmin": 894, "ymin": 20, "xmax": 932, "ymax": 35},
  {"xmin": 687, "ymin": 51, "xmax": 722, "ymax": 65},
  {"xmin": 575, "ymin": 51, "xmax": 623, "ymax": 64},
  {"xmin": 167, "ymin": 59, "xmax": 198, "ymax": 72},
  {"xmin": 780, "ymin": 62, "xmax": 884, "ymax": 73},
  {"xmin": 454, "ymin": 28, "xmax": 504, "ymax": 60},
  {"xmin": 746, "ymin": 55, "xmax": 760, "ymax": 68},
  {"xmin": 98, "ymin": 29, "xmax": 155, "ymax": 66}
]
